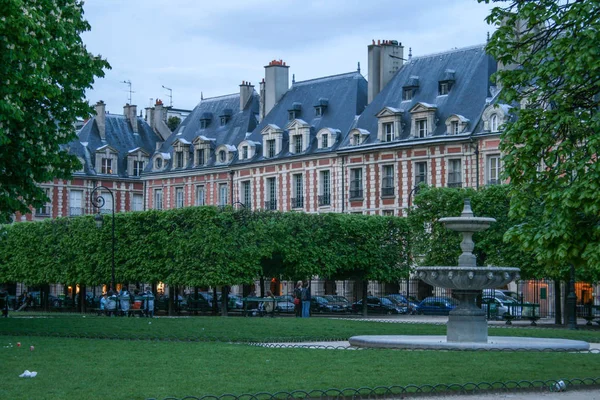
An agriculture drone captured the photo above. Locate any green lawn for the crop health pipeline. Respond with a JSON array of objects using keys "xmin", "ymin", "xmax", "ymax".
[{"xmin": 0, "ymin": 316, "xmax": 599, "ymax": 400}]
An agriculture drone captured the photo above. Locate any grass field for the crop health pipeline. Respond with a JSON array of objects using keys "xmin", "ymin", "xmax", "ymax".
[{"xmin": 1, "ymin": 315, "xmax": 599, "ymax": 400}]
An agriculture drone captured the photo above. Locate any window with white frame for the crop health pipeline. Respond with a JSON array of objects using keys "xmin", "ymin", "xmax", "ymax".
[
  {"xmin": 448, "ymin": 159, "xmax": 462, "ymax": 188},
  {"xmin": 242, "ymin": 146, "xmax": 248, "ymax": 160},
  {"xmin": 417, "ymin": 119, "xmax": 428, "ymax": 138},
  {"xmin": 69, "ymin": 190, "xmax": 83, "ymax": 216},
  {"xmin": 381, "ymin": 165, "xmax": 394, "ymax": 197},
  {"xmin": 196, "ymin": 148, "xmax": 206, "ymax": 166},
  {"xmin": 133, "ymin": 160, "xmax": 145, "ymax": 176},
  {"xmin": 382, "ymin": 210, "xmax": 394, "ymax": 216},
  {"xmin": 155, "ymin": 157, "xmax": 163, "ymax": 170},
  {"xmin": 242, "ymin": 181, "xmax": 251, "ymax": 208},
  {"xmin": 175, "ymin": 151, "xmax": 184, "ymax": 168},
  {"xmin": 175, "ymin": 187, "xmax": 184, "ymax": 208},
  {"xmin": 154, "ymin": 189, "xmax": 163, "ymax": 210},
  {"xmin": 195, "ymin": 185, "xmax": 205, "ymax": 206},
  {"xmin": 487, "ymin": 155, "xmax": 502, "ymax": 185},
  {"xmin": 100, "ymin": 193, "xmax": 113, "ymax": 214},
  {"xmin": 353, "ymin": 133, "xmax": 361, "ymax": 146},
  {"xmin": 101, "ymin": 158, "xmax": 112, "ymax": 174},
  {"xmin": 349, "ymin": 168, "xmax": 363, "ymax": 199},
  {"xmin": 415, "ymin": 161, "xmax": 427, "ymax": 185},
  {"xmin": 383, "ymin": 122, "xmax": 394, "ymax": 142},
  {"xmin": 451, "ymin": 121, "xmax": 459, "ymax": 135},
  {"xmin": 490, "ymin": 114, "xmax": 498, "ymax": 132},
  {"xmin": 36, "ymin": 187, "xmax": 51, "ymax": 216},
  {"xmin": 439, "ymin": 82, "xmax": 449, "ymax": 95},
  {"xmin": 132, "ymin": 194, "xmax": 143, "ymax": 211},
  {"xmin": 266, "ymin": 177, "xmax": 277, "ymax": 210},
  {"xmin": 319, "ymin": 170, "xmax": 331, "ymax": 206},
  {"xmin": 403, "ymin": 88, "xmax": 413, "ymax": 101},
  {"xmin": 292, "ymin": 174, "xmax": 303, "ymax": 209},
  {"xmin": 293, "ymin": 135, "xmax": 302, "ymax": 154},
  {"xmin": 267, "ymin": 139, "xmax": 276, "ymax": 158},
  {"xmin": 219, "ymin": 150, "xmax": 226, "ymax": 163},
  {"xmin": 218, "ymin": 183, "xmax": 228, "ymax": 206},
  {"xmin": 321, "ymin": 134, "xmax": 328, "ymax": 148}
]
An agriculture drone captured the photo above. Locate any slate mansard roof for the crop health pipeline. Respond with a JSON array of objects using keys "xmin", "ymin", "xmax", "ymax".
[
  {"xmin": 73, "ymin": 114, "xmax": 163, "ymax": 178},
  {"xmin": 242, "ymin": 71, "xmax": 368, "ymax": 163},
  {"xmin": 340, "ymin": 45, "xmax": 496, "ymax": 149},
  {"xmin": 147, "ymin": 92, "xmax": 260, "ymax": 173}
]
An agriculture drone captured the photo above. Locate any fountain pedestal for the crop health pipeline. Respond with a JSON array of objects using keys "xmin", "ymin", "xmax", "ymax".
[{"xmin": 447, "ymin": 290, "xmax": 487, "ymax": 342}]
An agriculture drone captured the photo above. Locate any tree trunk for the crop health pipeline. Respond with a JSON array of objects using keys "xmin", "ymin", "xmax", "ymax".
[
  {"xmin": 554, "ymin": 279, "xmax": 562, "ymax": 325},
  {"xmin": 194, "ymin": 287, "xmax": 199, "ymax": 316},
  {"xmin": 212, "ymin": 287, "xmax": 218, "ymax": 315},
  {"xmin": 221, "ymin": 286, "xmax": 229, "ymax": 317},
  {"xmin": 259, "ymin": 277, "xmax": 265, "ymax": 297},
  {"xmin": 362, "ymin": 280, "xmax": 368, "ymax": 317},
  {"xmin": 168, "ymin": 285, "xmax": 174, "ymax": 316}
]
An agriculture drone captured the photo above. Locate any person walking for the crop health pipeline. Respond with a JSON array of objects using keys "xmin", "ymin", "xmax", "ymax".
[
  {"xmin": 293, "ymin": 281, "xmax": 303, "ymax": 317},
  {"xmin": 301, "ymin": 280, "xmax": 311, "ymax": 318},
  {"xmin": 143, "ymin": 287, "xmax": 155, "ymax": 318}
]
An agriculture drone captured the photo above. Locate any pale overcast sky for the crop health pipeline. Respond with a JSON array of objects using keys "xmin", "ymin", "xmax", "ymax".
[{"xmin": 82, "ymin": 0, "xmax": 496, "ymax": 114}]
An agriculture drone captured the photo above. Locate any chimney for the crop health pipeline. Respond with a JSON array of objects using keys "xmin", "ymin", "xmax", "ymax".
[
  {"xmin": 123, "ymin": 104, "xmax": 138, "ymax": 133},
  {"xmin": 152, "ymin": 99, "xmax": 172, "ymax": 141},
  {"xmin": 259, "ymin": 78, "xmax": 266, "ymax": 121},
  {"xmin": 95, "ymin": 100, "xmax": 106, "ymax": 140},
  {"xmin": 263, "ymin": 59, "xmax": 289, "ymax": 119},
  {"xmin": 239, "ymin": 81, "xmax": 254, "ymax": 111},
  {"xmin": 368, "ymin": 40, "xmax": 404, "ymax": 103}
]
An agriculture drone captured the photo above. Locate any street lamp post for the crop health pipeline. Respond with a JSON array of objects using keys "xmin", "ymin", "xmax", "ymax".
[
  {"xmin": 91, "ymin": 186, "xmax": 115, "ymax": 292},
  {"xmin": 567, "ymin": 264, "xmax": 577, "ymax": 330},
  {"xmin": 408, "ymin": 185, "xmax": 419, "ymax": 208}
]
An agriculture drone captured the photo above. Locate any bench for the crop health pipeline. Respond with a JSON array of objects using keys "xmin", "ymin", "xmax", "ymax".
[
  {"xmin": 577, "ymin": 304, "xmax": 600, "ymax": 326},
  {"xmin": 241, "ymin": 297, "xmax": 280, "ymax": 317}
]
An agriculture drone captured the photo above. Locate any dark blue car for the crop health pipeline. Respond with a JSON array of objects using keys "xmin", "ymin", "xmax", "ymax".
[{"xmin": 416, "ymin": 296, "xmax": 457, "ymax": 315}]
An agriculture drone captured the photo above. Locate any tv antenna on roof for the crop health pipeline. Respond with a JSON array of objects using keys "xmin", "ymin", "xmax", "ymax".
[
  {"xmin": 121, "ymin": 80, "xmax": 134, "ymax": 104},
  {"xmin": 162, "ymin": 85, "xmax": 173, "ymax": 107}
]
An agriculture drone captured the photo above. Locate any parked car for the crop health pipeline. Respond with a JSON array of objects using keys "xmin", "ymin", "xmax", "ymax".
[
  {"xmin": 277, "ymin": 294, "xmax": 295, "ymax": 304},
  {"xmin": 275, "ymin": 299, "xmax": 295, "ymax": 313},
  {"xmin": 416, "ymin": 297, "xmax": 457, "ymax": 315},
  {"xmin": 482, "ymin": 295, "xmax": 521, "ymax": 319},
  {"xmin": 352, "ymin": 296, "xmax": 405, "ymax": 315},
  {"xmin": 310, "ymin": 296, "xmax": 334, "ymax": 313},
  {"xmin": 386, "ymin": 294, "xmax": 419, "ymax": 314}
]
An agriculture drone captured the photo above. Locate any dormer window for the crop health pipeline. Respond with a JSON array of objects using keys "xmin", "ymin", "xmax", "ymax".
[
  {"xmin": 219, "ymin": 109, "xmax": 232, "ymax": 126},
  {"xmin": 242, "ymin": 146, "xmax": 248, "ymax": 159},
  {"xmin": 353, "ymin": 133, "xmax": 361, "ymax": 145},
  {"xmin": 314, "ymin": 98, "xmax": 328, "ymax": 117},
  {"xmin": 490, "ymin": 114, "xmax": 498, "ymax": 132},
  {"xmin": 219, "ymin": 150, "xmax": 226, "ymax": 163},
  {"xmin": 127, "ymin": 148, "xmax": 150, "ymax": 177},
  {"xmin": 199, "ymin": 112, "xmax": 212, "ymax": 129},
  {"xmin": 451, "ymin": 121, "xmax": 459, "ymax": 135},
  {"xmin": 445, "ymin": 114, "xmax": 469, "ymax": 135},
  {"xmin": 403, "ymin": 88, "xmax": 413, "ymax": 101},
  {"xmin": 417, "ymin": 119, "xmax": 427, "ymax": 138},
  {"xmin": 196, "ymin": 148, "xmax": 205, "ymax": 165},
  {"xmin": 376, "ymin": 107, "xmax": 403, "ymax": 142},
  {"xmin": 288, "ymin": 102, "xmax": 302, "ymax": 121},
  {"xmin": 294, "ymin": 135, "xmax": 302, "ymax": 154},
  {"xmin": 438, "ymin": 69, "xmax": 455, "ymax": 96},
  {"xmin": 261, "ymin": 124, "xmax": 283, "ymax": 158},
  {"xmin": 174, "ymin": 151, "xmax": 183, "ymax": 168},
  {"xmin": 383, "ymin": 122, "xmax": 394, "ymax": 141},
  {"xmin": 409, "ymin": 102, "xmax": 437, "ymax": 138},
  {"xmin": 349, "ymin": 128, "xmax": 370, "ymax": 146},
  {"xmin": 317, "ymin": 127, "xmax": 339, "ymax": 150},
  {"xmin": 267, "ymin": 140, "xmax": 275, "ymax": 157},
  {"xmin": 155, "ymin": 158, "xmax": 163, "ymax": 169},
  {"xmin": 482, "ymin": 104, "xmax": 510, "ymax": 132},
  {"xmin": 102, "ymin": 158, "xmax": 112, "ymax": 174},
  {"xmin": 95, "ymin": 145, "xmax": 118, "ymax": 175},
  {"xmin": 322, "ymin": 134, "xmax": 328, "ymax": 148}
]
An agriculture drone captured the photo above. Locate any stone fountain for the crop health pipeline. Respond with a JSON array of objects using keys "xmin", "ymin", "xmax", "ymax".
[{"xmin": 349, "ymin": 199, "xmax": 589, "ymax": 350}]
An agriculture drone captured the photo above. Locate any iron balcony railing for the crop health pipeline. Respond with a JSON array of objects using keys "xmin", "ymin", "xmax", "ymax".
[
  {"xmin": 264, "ymin": 200, "xmax": 277, "ymax": 211},
  {"xmin": 291, "ymin": 196, "xmax": 304, "ymax": 209},
  {"xmin": 69, "ymin": 207, "xmax": 84, "ymax": 216},
  {"xmin": 349, "ymin": 189, "xmax": 363, "ymax": 200},
  {"xmin": 318, "ymin": 194, "xmax": 331, "ymax": 206}
]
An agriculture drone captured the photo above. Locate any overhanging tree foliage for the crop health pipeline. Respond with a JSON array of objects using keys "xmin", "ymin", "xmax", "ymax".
[
  {"xmin": 0, "ymin": 1, "xmax": 110, "ymax": 222},
  {"xmin": 481, "ymin": 0, "xmax": 600, "ymax": 280}
]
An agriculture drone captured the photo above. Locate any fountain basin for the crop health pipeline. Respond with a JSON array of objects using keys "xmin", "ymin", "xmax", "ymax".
[
  {"xmin": 348, "ymin": 335, "xmax": 590, "ymax": 351},
  {"xmin": 438, "ymin": 216, "xmax": 496, "ymax": 232},
  {"xmin": 417, "ymin": 266, "xmax": 520, "ymax": 290}
]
